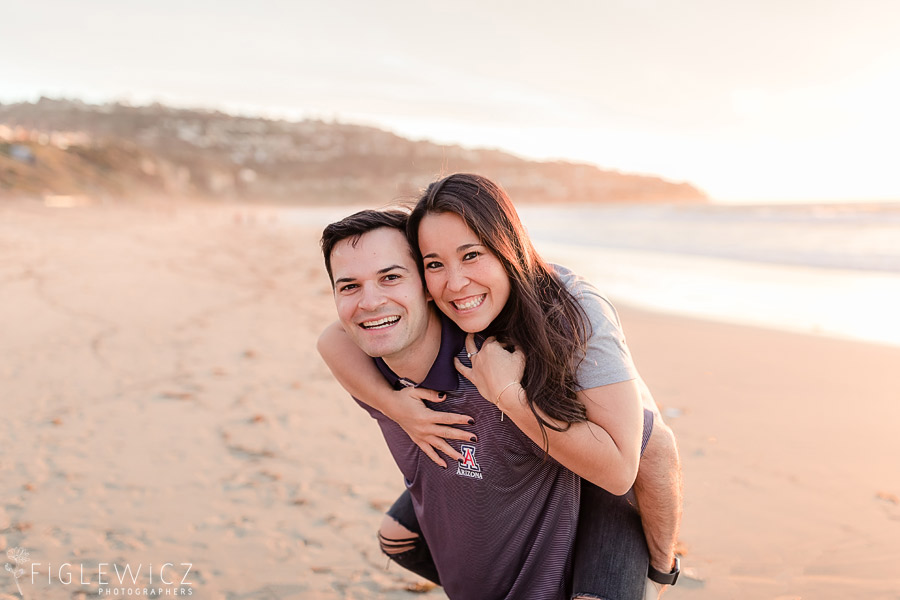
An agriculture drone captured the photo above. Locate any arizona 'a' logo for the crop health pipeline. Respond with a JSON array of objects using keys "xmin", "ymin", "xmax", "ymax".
[{"xmin": 456, "ymin": 444, "xmax": 483, "ymax": 479}]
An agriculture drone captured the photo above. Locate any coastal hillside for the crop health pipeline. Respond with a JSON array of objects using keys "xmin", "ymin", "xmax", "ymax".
[{"xmin": 0, "ymin": 98, "xmax": 707, "ymax": 205}]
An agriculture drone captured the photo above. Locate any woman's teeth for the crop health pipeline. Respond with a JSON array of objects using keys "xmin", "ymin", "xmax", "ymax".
[{"xmin": 452, "ymin": 295, "xmax": 485, "ymax": 311}]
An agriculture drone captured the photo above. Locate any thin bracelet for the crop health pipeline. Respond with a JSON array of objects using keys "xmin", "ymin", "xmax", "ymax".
[{"xmin": 496, "ymin": 381, "xmax": 520, "ymax": 421}]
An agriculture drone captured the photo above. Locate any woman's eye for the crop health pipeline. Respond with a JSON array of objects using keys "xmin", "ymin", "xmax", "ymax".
[
  {"xmin": 425, "ymin": 261, "xmax": 442, "ymax": 270},
  {"xmin": 463, "ymin": 251, "xmax": 480, "ymax": 261}
]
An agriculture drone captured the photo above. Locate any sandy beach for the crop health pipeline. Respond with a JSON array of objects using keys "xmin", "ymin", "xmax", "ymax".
[{"xmin": 2, "ymin": 200, "xmax": 898, "ymax": 600}]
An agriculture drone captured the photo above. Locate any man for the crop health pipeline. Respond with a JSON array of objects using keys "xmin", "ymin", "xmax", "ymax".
[{"xmin": 318, "ymin": 209, "xmax": 681, "ymax": 599}]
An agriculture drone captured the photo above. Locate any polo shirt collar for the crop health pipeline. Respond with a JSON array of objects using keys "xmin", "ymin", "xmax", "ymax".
[{"xmin": 373, "ymin": 312, "xmax": 465, "ymax": 392}]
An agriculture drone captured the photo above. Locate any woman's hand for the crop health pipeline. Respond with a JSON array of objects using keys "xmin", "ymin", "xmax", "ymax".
[
  {"xmin": 455, "ymin": 334, "xmax": 526, "ymax": 415},
  {"xmin": 317, "ymin": 320, "xmax": 473, "ymax": 468},
  {"xmin": 385, "ymin": 386, "xmax": 475, "ymax": 468}
]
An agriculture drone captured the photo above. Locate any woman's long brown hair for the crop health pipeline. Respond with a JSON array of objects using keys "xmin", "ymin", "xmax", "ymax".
[{"xmin": 408, "ymin": 173, "xmax": 590, "ymax": 447}]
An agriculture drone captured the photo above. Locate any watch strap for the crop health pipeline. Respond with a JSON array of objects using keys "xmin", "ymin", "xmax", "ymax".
[{"xmin": 647, "ymin": 555, "xmax": 680, "ymax": 585}]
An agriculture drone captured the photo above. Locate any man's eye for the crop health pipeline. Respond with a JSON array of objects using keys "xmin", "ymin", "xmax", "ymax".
[
  {"xmin": 425, "ymin": 261, "xmax": 442, "ymax": 270},
  {"xmin": 384, "ymin": 274, "xmax": 401, "ymax": 281},
  {"xmin": 339, "ymin": 284, "xmax": 358, "ymax": 292}
]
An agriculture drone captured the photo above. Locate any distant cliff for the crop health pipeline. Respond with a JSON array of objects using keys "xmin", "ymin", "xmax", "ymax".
[{"xmin": 0, "ymin": 98, "xmax": 708, "ymax": 205}]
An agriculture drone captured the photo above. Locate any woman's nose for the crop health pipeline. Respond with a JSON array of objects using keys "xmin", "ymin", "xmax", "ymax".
[{"xmin": 446, "ymin": 265, "xmax": 469, "ymax": 292}]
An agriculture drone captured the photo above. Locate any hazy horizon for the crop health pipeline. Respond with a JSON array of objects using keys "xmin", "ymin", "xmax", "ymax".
[{"xmin": 3, "ymin": 0, "xmax": 900, "ymax": 204}]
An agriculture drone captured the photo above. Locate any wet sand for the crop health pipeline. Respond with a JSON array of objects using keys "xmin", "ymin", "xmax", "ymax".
[{"xmin": 1, "ymin": 200, "xmax": 898, "ymax": 599}]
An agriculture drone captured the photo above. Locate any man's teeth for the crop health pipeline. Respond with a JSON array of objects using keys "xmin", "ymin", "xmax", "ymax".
[
  {"xmin": 361, "ymin": 316, "xmax": 400, "ymax": 329},
  {"xmin": 453, "ymin": 295, "xmax": 485, "ymax": 310}
]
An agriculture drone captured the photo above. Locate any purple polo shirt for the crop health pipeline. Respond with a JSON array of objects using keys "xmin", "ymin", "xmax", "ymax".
[{"xmin": 355, "ymin": 313, "xmax": 579, "ymax": 600}]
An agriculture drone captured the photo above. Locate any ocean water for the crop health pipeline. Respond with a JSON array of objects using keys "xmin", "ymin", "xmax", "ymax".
[
  {"xmin": 518, "ymin": 203, "xmax": 900, "ymax": 348},
  {"xmin": 291, "ymin": 201, "xmax": 900, "ymax": 348}
]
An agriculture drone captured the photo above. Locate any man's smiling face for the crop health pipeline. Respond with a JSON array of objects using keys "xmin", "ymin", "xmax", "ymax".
[{"xmin": 329, "ymin": 227, "xmax": 432, "ymax": 361}]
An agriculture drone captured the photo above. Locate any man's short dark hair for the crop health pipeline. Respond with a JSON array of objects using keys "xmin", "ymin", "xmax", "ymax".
[{"xmin": 320, "ymin": 209, "xmax": 411, "ymax": 286}]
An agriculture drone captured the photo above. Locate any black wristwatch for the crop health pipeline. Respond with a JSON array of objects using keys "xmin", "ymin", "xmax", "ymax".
[{"xmin": 648, "ymin": 556, "xmax": 680, "ymax": 585}]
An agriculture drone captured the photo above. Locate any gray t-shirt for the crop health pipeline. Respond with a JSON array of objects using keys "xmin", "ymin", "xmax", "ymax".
[{"xmin": 553, "ymin": 263, "xmax": 639, "ymax": 389}]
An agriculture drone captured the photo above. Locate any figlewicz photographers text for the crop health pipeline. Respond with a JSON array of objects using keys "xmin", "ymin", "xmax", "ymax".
[{"xmin": 31, "ymin": 561, "xmax": 194, "ymax": 596}]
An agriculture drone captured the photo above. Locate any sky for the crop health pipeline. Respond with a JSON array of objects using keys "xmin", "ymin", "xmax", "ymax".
[{"xmin": 2, "ymin": 0, "xmax": 900, "ymax": 203}]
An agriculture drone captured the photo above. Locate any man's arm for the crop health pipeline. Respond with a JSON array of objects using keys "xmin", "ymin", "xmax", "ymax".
[
  {"xmin": 316, "ymin": 321, "xmax": 472, "ymax": 466},
  {"xmin": 635, "ymin": 380, "xmax": 683, "ymax": 576}
]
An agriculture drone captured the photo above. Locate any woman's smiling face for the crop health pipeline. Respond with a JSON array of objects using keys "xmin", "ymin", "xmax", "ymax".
[{"xmin": 417, "ymin": 211, "xmax": 511, "ymax": 333}]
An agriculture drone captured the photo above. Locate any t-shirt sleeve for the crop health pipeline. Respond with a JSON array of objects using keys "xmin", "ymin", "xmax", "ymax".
[{"xmin": 553, "ymin": 264, "xmax": 639, "ymax": 390}]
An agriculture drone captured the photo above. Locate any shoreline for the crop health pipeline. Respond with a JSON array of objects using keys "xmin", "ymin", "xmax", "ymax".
[{"xmin": 538, "ymin": 241, "xmax": 900, "ymax": 351}]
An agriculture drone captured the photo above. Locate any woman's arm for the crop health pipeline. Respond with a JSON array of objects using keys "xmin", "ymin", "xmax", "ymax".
[
  {"xmin": 316, "ymin": 320, "xmax": 474, "ymax": 467},
  {"xmin": 457, "ymin": 334, "xmax": 642, "ymax": 495}
]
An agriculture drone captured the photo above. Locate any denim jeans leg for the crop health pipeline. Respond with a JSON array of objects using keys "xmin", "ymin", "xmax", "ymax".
[
  {"xmin": 571, "ymin": 479, "xmax": 649, "ymax": 600},
  {"xmin": 383, "ymin": 489, "xmax": 441, "ymax": 585}
]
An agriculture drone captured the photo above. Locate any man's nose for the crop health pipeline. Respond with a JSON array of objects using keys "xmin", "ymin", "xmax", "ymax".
[{"xmin": 358, "ymin": 283, "xmax": 386, "ymax": 310}]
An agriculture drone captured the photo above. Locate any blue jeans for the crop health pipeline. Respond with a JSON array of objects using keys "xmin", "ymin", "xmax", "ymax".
[
  {"xmin": 571, "ymin": 480, "xmax": 648, "ymax": 599},
  {"xmin": 383, "ymin": 490, "xmax": 441, "ymax": 585},
  {"xmin": 568, "ymin": 408, "xmax": 654, "ymax": 598}
]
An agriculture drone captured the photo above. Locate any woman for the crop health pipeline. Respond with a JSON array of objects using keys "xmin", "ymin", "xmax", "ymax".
[{"xmin": 318, "ymin": 174, "xmax": 680, "ymax": 599}]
